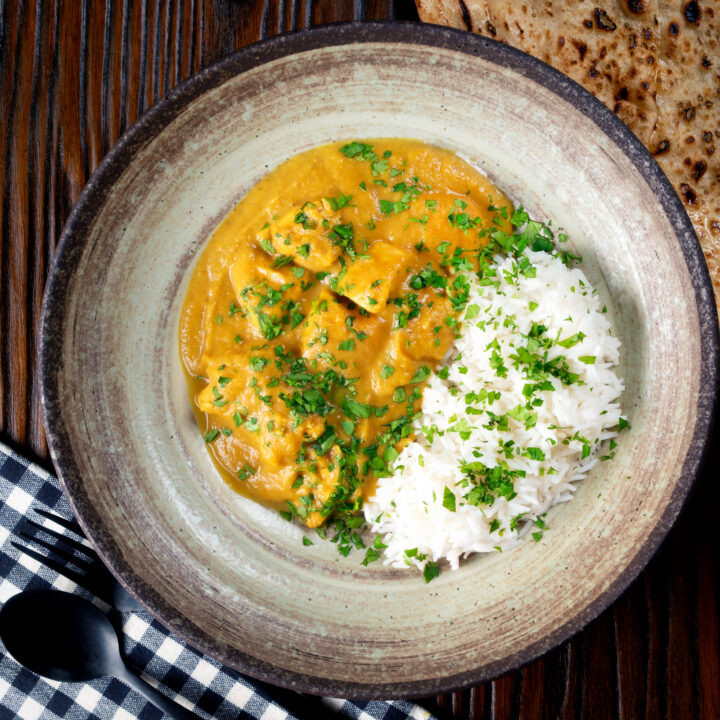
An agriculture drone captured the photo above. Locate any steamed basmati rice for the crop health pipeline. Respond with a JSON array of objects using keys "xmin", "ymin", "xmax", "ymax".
[{"xmin": 363, "ymin": 247, "xmax": 623, "ymax": 572}]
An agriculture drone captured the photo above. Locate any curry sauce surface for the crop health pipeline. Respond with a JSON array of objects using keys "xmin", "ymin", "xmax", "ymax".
[{"xmin": 179, "ymin": 139, "xmax": 512, "ymax": 527}]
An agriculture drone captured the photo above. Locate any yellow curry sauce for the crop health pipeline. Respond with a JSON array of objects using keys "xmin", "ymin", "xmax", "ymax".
[{"xmin": 179, "ymin": 139, "xmax": 512, "ymax": 530}]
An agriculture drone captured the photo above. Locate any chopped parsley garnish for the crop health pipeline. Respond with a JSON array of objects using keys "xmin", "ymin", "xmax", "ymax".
[
  {"xmin": 249, "ymin": 357, "xmax": 269, "ymax": 372},
  {"xmin": 507, "ymin": 404, "xmax": 538, "ymax": 430},
  {"xmin": 326, "ymin": 191, "xmax": 354, "ymax": 210},
  {"xmin": 340, "ymin": 141, "xmax": 376, "ymax": 160},
  {"xmin": 327, "ymin": 222, "xmax": 355, "ymax": 256},
  {"xmin": 558, "ymin": 332, "xmax": 586, "ymax": 348},
  {"xmin": 409, "ymin": 265, "xmax": 447, "ymax": 291},
  {"xmin": 343, "ymin": 398, "xmax": 375, "ymax": 419},
  {"xmin": 381, "ymin": 364, "xmax": 395, "ymax": 379},
  {"xmin": 442, "ymin": 486, "xmax": 456, "ymax": 512},
  {"xmin": 448, "ymin": 211, "xmax": 480, "ymax": 232},
  {"xmin": 237, "ymin": 464, "xmax": 255, "ymax": 481},
  {"xmin": 423, "ymin": 562, "xmax": 440, "ymax": 583},
  {"xmin": 411, "ymin": 366, "xmax": 431, "ymax": 384},
  {"xmin": 211, "ymin": 385, "xmax": 228, "ymax": 407},
  {"xmin": 256, "ymin": 311, "xmax": 283, "ymax": 340},
  {"xmin": 461, "ymin": 461, "xmax": 523, "ymax": 507}
]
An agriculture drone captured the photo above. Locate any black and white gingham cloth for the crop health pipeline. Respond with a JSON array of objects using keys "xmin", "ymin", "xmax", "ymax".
[{"xmin": 0, "ymin": 442, "xmax": 435, "ymax": 720}]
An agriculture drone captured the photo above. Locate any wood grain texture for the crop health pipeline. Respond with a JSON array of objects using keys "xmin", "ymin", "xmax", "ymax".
[{"xmin": 0, "ymin": 1, "xmax": 717, "ymax": 718}]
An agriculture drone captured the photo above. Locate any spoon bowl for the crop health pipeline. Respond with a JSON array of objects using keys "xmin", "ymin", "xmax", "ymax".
[
  {"xmin": 0, "ymin": 589, "xmax": 197, "ymax": 719},
  {"xmin": 0, "ymin": 589, "xmax": 120, "ymax": 683}
]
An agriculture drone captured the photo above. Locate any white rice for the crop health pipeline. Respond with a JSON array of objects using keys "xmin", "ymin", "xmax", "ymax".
[{"xmin": 363, "ymin": 247, "xmax": 624, "ymax": 571}]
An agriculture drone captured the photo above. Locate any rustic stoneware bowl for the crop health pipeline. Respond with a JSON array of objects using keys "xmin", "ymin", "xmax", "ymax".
[{"xmin": 40, "ymin": 23, "xmax": 718, "ymax": 697}]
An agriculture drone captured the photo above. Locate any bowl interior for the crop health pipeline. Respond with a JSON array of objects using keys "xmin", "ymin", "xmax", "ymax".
[{"xmin": 41, "ymin": 26, "xmax": 716, "ymax": 697}]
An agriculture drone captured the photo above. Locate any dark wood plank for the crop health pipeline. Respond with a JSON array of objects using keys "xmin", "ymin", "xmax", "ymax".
[
  {"xmin": 557, "ymin": 641, "xmax": 582, "ymax": 720},
  {"xmin": 519, "ymin": 645, "xmax": 567, "ymax": 720},
  {"xmin": 696, "ymin": 445, "xmax": 720, "ymax": 720},
  {"xmin": 666, "ymin": 503, "xmax": 700, "ymax": 720},
  {"xmin": 579, "ymin": 611, "xmax": 619, "ymax": 720},
  {"xmin": 2, "ymin": 0, "xmax": 35, "ymax": 447},
  {"xmin": 614, "ymin": 574, "xmax": 649, "ymax": 719},
  {"xmin": 644, "ymin": 550, "xmax": 670, "ymax": 719},
  {"xmin": 491, "ymin": 672, "xmax": 520, "ymax": 720},
  {"xmin": 26, "ymin": 0, "xmax": 59, "ymax": 460},
  {"xmin": 0, "ymin": 2, "xmax": 716, "ymax": 718}
]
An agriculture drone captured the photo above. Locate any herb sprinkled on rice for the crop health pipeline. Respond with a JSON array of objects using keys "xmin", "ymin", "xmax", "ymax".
[{"xmin": 363, "ymin": 243, "xmax": 625, "ymax": 579}]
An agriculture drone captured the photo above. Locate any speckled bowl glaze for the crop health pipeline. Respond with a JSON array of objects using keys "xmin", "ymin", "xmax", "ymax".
[{"xmin": 40, "ymin": 23, "xmax": 718, "ymax": 698}]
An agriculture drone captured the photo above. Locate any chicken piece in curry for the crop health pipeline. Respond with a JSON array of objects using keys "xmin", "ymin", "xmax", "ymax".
[{"xmin": 179, "ymin": 139, "xmax": 512, "ymax": 529}]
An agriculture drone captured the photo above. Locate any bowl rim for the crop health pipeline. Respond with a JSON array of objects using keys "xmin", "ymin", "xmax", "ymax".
[{"xmin": 39, "ymin": 21, "xmax": 720, "ymax": 698}]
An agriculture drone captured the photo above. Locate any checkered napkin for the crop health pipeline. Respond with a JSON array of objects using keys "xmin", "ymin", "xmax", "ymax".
[{"xmin": 0, "ymin": 443, "xmax": 435, "ymax": 720}]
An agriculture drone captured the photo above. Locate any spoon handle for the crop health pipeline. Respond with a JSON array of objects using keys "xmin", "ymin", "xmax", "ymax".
[{"xmin": 115, "ymin": 663, "xmax": 199, "ymax": 719}]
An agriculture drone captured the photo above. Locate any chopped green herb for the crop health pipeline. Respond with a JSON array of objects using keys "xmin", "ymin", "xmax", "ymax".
[
  {"xmin": 558, "ymin": 331, "xmax": 586, "ymax": 348},
  {"xmin": 211, "ymin": 385, "xmax": 228, "ymax": 407},
  {"xmin": 411, "ymin": 366, "xmax": 431, "ymax": 384},
  {"xmin": 340, "ymin": 141, "xmax": 375, "ymax": 159},
  {"xmin": 343, "ymin": 398, "xmax": 374, "ymax": 419},
  {"xmin": 237, "ymin": 463, "xmax": 256, "ymax": 481},
  {"xmin": 381, "ymin": 364, "xmax": 395, "ymax": 379},
  {"xmin": 326, "ymin": 191, "xmax": 354, "ymax": 210},
  {"xmin": 442, "ymin": 486, "xmax": 456, "ymax": 512},
  {"xmin": 465, "ymin": 304, "xmax": 480, "ymax": 320},
  {"xmin": 260, "ymin": 237, "xmax": 275, "ymax": 255},
  {"xmin": 423, "ymin": 562, "xmax": 440, "ymax": 583},
  {"xmin": 249, "ymin": 357, "xmax": 269, "ymax": 372}
]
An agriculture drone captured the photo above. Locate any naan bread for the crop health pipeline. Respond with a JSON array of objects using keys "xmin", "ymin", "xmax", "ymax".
[{"xmin": 416, "ymin": 0, "xmax": 720, "ymax": 306}]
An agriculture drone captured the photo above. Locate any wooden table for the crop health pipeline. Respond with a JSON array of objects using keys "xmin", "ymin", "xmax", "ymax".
[{"xmin": 1, "ymin": 1, "xmax": 718, "ymax": 718}]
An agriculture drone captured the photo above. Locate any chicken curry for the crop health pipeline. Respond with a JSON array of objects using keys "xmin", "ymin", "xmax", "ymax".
[{"xmin": 179, "ymin": 139, "xmax": 512, "ymax": 530}]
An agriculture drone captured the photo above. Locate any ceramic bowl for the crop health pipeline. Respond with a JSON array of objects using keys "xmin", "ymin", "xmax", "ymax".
[{"xmin": 40, "ymin": 23, "xmax": 718, "ymax": 697}]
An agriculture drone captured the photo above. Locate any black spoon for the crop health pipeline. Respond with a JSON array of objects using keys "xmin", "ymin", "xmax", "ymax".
[{"xmin": 0, "ymin": 589, "xmax": 197, "ymax": 719}]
